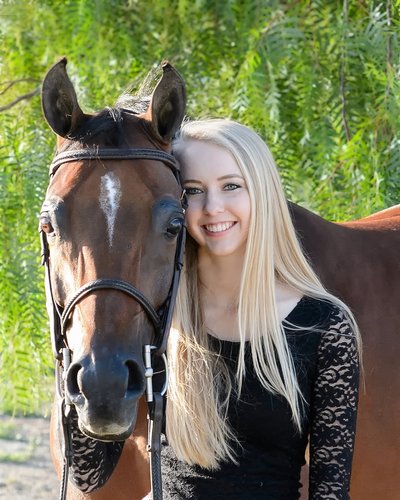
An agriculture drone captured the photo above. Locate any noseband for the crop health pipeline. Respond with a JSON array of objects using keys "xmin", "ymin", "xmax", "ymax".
[{"xmin": 40, "ymin": 147, "xmax": 186, "ymax": 500}]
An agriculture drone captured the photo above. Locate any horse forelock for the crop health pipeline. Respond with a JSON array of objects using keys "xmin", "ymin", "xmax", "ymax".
[{"xmin": 60, "ymin": 100, "xmax": 150, "ymax": 151}]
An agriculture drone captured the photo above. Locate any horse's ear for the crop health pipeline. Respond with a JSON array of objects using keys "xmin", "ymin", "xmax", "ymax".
[
  {"xmin": 41, "ymin": 57, "xmax": 85, "ymax": 137},
  {"xmin": 145, "ymin": 61, "xmax": 186, "ymax": 143}
]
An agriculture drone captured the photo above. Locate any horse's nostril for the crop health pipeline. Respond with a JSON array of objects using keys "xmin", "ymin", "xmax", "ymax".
[
  {"xmin": 125, "ymin": 360, "xmax": 144, "ymax": 394},
  {"xmin": 66, "ymin": 362, "xmax": 82, "ymax": 398}
]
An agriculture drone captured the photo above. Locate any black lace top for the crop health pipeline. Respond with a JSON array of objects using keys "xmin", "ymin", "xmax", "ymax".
[{"xmin": 161, "ymin": 297, "xmax": 359, "ymax": 499}]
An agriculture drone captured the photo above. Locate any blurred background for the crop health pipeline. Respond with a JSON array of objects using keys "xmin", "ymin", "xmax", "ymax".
[{"xmin": 0, "ymin": 0, "xmax": 399, "ymax": 417}]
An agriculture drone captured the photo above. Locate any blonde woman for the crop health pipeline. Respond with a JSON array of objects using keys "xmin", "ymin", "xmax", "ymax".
[{"xmin": 162, "ymin": 119, "xmax": 360, "ymax": 499}]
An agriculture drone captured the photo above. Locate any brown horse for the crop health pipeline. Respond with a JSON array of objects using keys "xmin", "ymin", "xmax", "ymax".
[
  {"xmin": 40, "ymin": 58, "xmax": 186, "ymax": 499},
  {"xmin": 41, "ymin": 59, "xmax": 399, "ymax": 499},
  {"xmin": 293, "ymin": 202, "xmax": 400, "ymax": 500}
]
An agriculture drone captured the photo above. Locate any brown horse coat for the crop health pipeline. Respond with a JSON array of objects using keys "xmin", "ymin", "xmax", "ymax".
[{"xmin": 291, "ymin": 202, "xmax": 400, "ymax": 500}]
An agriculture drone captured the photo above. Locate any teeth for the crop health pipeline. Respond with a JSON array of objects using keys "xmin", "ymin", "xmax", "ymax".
[{"xmin": 205, "ymin": 222, "xmax": 234, "ymax": 233}]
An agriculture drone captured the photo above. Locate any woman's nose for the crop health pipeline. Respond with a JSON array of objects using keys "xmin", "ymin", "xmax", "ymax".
[{"xmin": 204, "ymin": 191, "xmax": 224, "ymax": 215}]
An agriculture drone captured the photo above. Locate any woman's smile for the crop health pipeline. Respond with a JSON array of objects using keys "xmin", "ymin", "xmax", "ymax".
[{"xmin": 203, "ymin": 221, "xmax": 236, "ymax": 234}]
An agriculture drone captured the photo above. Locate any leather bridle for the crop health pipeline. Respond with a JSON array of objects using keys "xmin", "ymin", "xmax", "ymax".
[{"xmin": 40, "ymin": 147, "xmax": 186, "ymax": 500}]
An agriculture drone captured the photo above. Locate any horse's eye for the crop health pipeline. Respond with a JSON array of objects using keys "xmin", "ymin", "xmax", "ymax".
[
  {"xmin": 40, "ymin": 214, "xmax": 54, "ymax": 234},
  {"xmin": 166, "ymin": 217, "xmax": 183, "ymax": 238}
]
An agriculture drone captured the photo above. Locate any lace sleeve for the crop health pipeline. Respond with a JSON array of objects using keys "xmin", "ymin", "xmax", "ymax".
[{"xmin": 309, "ymin": 306, "xmax": 360, "ymax": 500}]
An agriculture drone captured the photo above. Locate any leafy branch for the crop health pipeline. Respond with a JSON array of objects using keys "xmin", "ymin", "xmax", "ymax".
[{"xmin": 340, "ymin": 0, "xmax": 351, "ymax": 142}]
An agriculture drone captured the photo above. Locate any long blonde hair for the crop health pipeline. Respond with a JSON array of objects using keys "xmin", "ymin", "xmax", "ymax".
[{"xmin": 166, "ymin": 119, "xmax": 360, "ymax": 469}]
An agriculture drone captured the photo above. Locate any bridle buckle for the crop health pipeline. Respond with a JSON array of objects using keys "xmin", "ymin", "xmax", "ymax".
[{"xmin": 144, "ymin": 345, "xmax": 169, "ymax": 404}]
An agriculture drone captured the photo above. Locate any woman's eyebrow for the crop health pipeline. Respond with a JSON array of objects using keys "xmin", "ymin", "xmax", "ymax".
[
  {"xmin": 217, "ymin": 174, "xmax": 244, "ymax": 181},
  {"xmin": 183, "ymin": 174, "xmax": 244, "ymax": 184},
  {"xmin": 183, "ymin": 179, "xmax": 202, "ymax": 184}
]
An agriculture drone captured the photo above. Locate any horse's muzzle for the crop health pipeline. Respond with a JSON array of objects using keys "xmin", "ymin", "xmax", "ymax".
[{"xmin": 66, "ymin": 354, "xmax": 145, "ymax": 441}]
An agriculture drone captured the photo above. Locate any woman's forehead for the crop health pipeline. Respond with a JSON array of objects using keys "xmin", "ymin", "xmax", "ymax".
[{"xmin": 179, "ymin": 139, "xmax": 241, "ymax": 181}]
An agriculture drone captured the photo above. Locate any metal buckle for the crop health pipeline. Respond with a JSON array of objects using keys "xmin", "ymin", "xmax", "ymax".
[{"xmin": 144, "ymin": 345, "xmax": 168, "ymax": 403}]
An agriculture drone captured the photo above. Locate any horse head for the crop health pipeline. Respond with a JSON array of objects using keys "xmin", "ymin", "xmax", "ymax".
[{"xmin": 40, "ymin": 58, "xmax": 186, "ymax": 442}]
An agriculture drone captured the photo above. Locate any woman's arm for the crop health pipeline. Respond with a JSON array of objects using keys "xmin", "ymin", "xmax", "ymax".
[{"xmin": 309, "ymin": 306, "xmax": 360, "ymax": 499}]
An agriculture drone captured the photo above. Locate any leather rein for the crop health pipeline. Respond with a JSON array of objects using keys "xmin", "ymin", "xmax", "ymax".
[{"xmin": 40, "ymin": 147, "xmax": 186, "ymax": 500}]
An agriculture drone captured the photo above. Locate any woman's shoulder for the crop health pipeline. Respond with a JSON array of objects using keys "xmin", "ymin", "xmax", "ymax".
[
  {"xmin": 288, "ymin": 295, "xmax": 356, "ymax": 337},
  {"xmin": 287, "ymin": 296, "xmax": 359, "ymax": 370}
]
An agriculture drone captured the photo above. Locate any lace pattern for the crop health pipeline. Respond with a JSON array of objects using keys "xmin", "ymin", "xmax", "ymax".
[
  {"xmin": 57, "ymin": 408, "xmax": 124, "ymax": 493},
  {"xmin": 309, "ymin": 306, "xmax": 359, "ymax": 499}
]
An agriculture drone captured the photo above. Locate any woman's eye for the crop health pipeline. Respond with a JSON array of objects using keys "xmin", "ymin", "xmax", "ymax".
[
  {"xmin": 224, "ymin": 183, "xmax": 240, "ymax": 191},
  {"xmin": 166, "ymin": 217, "xmax": 184, "ymax": 238},
  {"xmin": 39, "ymin": 214, "xmax": 54, "ymax": 234},
  {"xmin": 185, "ymin": 187, "xmax": 202, "ymax": 195}
]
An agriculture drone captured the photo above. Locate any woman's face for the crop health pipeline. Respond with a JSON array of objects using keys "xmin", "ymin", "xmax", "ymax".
[{"xmin": 179, "ymin": 139, "xmax": 251, "ymax": 259}]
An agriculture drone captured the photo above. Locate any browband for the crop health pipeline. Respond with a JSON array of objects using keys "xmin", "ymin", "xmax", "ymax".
[{"xmin": 50, "ymin": 148, "xmax": 178, "ymax": 177}]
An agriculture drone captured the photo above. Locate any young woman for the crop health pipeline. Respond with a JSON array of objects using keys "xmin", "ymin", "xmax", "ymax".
[{"xmin": 162, "ymin": 119, "xmax": 360, "ymax": 499}]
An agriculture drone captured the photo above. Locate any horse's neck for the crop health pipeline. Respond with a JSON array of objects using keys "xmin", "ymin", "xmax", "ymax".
[
  {"xmin": 288, "ymin": 201, "xmax": 340, "ymax": 253},
  {"xmin": 288, "ymin": 200, "xmax": 400, "ymax": 309},
  {"xmin": 288, "ymin": 201, "xmax": 351, "ymax": 298}
]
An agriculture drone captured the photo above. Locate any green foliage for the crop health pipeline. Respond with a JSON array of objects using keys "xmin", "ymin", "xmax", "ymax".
[
  {"xmin": 0, "ymin": 0, "xmax": 399, "ymax": 414},
  {"xmin": 0, "ymin": 107, "xmax": 54, "ymax": 414}
]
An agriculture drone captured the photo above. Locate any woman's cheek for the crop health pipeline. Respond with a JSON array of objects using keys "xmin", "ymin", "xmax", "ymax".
[{"xmin": 184, "ymin": 206, "xmax": 199, "ymax": 239}]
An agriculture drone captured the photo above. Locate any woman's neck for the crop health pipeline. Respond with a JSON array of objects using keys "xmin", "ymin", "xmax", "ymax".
[
  {"xmin": 197, "ymin": 249, "xmax": 244, "ymax": 304},
  {"xmin": 197, "ymin": 251, "xmax": 243, "ymax": 341}
]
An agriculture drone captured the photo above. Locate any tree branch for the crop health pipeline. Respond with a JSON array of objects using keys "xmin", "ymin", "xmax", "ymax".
[
  {"xmin": 0, "ymin": 78, "xmax": 41, "ymax": 96},
  {"xmin": 0, "ymin": 87, "xmax": 40, "ymax": 112}
]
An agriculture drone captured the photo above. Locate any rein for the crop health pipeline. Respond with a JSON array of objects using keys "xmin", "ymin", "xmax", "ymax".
[{"xmin": 40, "ymin": 147, "xmax": 186, "ymax": 500}]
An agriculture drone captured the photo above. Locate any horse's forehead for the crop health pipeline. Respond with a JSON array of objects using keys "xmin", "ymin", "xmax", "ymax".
[{"xmin": 44, "ymin": 160, "xmax": 180, "ymax": 248}]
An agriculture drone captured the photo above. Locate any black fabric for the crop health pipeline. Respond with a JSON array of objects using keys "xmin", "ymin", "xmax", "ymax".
[
  {"xmin": 161, "ymin": 297, "xmax": 359, "ymax": 499},
  {"xmin": 66, "ymin": 409, "xmax": 124, "ymax": 493}
]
